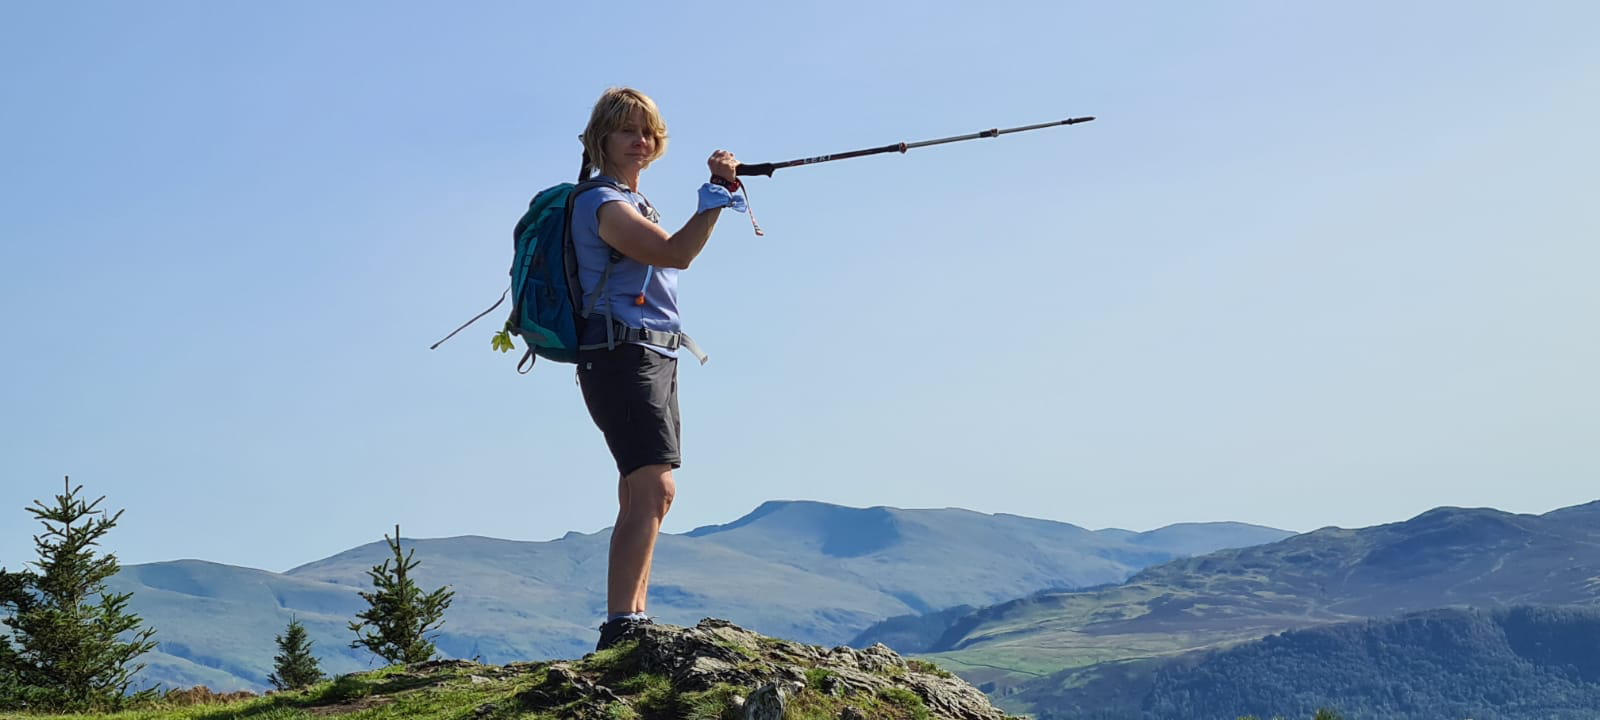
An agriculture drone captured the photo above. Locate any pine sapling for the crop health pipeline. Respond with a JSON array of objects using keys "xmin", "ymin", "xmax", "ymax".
[
  {"xmin": 268, "ymin": 616, "xmax": 324, "ymax": 691},
  {"xmin": 348, "ymin": 524, "xmax": 454, "ymax": 665},
  {"xmin": 0, "ymin": 477, "xmax": 158, "ymax": 712}
]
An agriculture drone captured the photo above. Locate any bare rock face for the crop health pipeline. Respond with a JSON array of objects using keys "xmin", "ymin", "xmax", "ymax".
[
  {"xmin": 559, "ymin": 617, "xmax": 1019, "ymax": 720},
  {"xmin": 744, "ymin": 681, "xmax": 787, "ymax": 719}
]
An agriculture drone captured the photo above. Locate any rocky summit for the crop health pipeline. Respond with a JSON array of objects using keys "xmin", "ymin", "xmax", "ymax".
[
  {"xmin": 151, "ymin": 618, "xmax": 1022, "ymax": 719},
  {"xmin": 511, "ymin": 617, "xmax": 1019, "ymax": 719}
]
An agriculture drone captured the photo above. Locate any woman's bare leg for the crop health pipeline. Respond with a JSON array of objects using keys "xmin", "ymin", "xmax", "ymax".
[{"xmin": 608, "ymin": 463, "xmax": 675, "ymax": 614}]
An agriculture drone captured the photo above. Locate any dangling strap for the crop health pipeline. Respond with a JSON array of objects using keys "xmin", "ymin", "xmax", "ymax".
[
  {"xmin": 517, "ymin": 349, "xmax": 536, "ymax": 374},
  {"xmin": 605, "ymin": 304, "xmax": 616, "ymax": 350},
  {"xmin": 678, "ymin": 332, "xmax": 709, "ymax": 365},
  {"xmin": 581, "ymin": 262, "xmax": 617, "ymax": 318},
  {"xmin": 741, "ymin": 179, "xmax": 764, "ymax": 237},
  {"xmin": 581, "ymin": 262, "xmax": 621, "ymax": 350},
  {"xmin": 431, "ymin": 288, "xmax": 508, "ymax": 350}
]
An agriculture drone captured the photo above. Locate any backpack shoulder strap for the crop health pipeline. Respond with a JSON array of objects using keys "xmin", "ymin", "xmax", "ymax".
[
  {"xmin": 568, "ymin": 179, "xmax": 630, "ymax": 337},
  {"xmin": 572, "ymin": 179, "xmax": 622, "ymax": 199}
]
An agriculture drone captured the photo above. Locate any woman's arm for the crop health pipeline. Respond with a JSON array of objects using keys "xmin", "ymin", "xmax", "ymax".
[
  {"xmin": 596, "ymin": 150, "xmax": 739, "ymax": 269},
  {"xmin": 596, "ymin": 202, "xmax": 719, "ymax": 270}
]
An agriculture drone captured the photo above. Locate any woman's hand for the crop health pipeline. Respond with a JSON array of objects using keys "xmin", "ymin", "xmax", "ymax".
[{"xmin": 708, "ymin": 150, "xmax": 738, "ymax": 182}]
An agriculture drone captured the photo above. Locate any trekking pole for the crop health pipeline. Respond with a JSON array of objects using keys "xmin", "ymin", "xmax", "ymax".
[{"xmin": 732, "ymin": 116, "xmax": 1096, "ymax": 177}]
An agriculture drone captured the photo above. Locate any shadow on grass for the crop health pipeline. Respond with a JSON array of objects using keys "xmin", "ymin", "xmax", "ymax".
[
  {"xmin": 186, "ymin": 696, "xmax": 318, "ymax": 720},
  {"xmin": 183, "ymin": 671, "xmax": 449, "ymax": 720}
]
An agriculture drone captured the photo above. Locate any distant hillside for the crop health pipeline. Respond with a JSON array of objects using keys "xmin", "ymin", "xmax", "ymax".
[
  {"xmin": 107, "ymin": 561, "xmax": 372, "ymax": 693},
  {"xmin": 105, "ymin": 500, "xmax": 1287, "ymax": 693},
  {"xmin": 1021, "ymin": 606, "xmax": 1600, "ymax": 720},
  {"xmin": 911, "ymin": 500, "xmax": 1600, "ymax": 709},
  {"xmin": 850, "ymin": 604, "xmax": 982, "ymax": 652}
]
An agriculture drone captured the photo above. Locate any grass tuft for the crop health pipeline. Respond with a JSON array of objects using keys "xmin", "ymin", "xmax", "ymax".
[
  {"xmin": 877, "ymin": 686, "xmax": 932, "ymax": 720},
  {"xmin": 804, "ymin": 667, "xmax": 837, "ymax": 690},
  {"xmin": 907, "ymin": 658, "xmax": 955, "ymax": 679},
  {"xmin": 579, "ymin": 640, "xmax": 641, "ymax": 675},
  {"xmin": 674, "ymin": 683, "xmax": 744, "ymax": 720}
]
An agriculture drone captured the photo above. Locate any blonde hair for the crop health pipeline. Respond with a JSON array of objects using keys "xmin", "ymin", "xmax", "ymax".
[{"xmin": 579, "ymin": 87, "xmax": 668, "ymax": 180}]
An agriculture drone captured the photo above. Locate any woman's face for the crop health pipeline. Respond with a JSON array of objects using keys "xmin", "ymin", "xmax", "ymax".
[{"xmin": 604, "ymin": 108, "xmax": 657, "ymax": 175}]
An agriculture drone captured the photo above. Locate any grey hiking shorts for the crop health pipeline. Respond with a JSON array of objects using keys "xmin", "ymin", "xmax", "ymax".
[{"xmin": 577, "ymin": 343, "xmax": 681, "ymax": 476}]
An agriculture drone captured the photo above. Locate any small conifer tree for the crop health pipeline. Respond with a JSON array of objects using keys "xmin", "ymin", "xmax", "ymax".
[
  {"xmin": 348, "ymin": 524, "xmax": 454, "ymax": 665},
  {"xmin": 267, "ymin": 616, "xmax": 324, "ymax": 691},
  {"xmin": 0, "ymin": 477, "xmax": 158, "ymax": 712}
]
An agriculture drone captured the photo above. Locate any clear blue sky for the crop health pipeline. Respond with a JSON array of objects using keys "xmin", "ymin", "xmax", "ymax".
[{"xmin": 3, "ymin": 2, "xmax": 1596, "ymax": 573}]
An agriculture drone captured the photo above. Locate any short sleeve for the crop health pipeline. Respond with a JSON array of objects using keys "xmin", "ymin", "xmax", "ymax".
[{"xmin": 573, "ymin": 184, "xmax": 632, "ymax": 231}]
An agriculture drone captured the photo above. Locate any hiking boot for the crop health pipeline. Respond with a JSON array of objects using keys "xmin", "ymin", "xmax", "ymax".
[{"xmin": 595, "ymin": 615, "xmax": 653, "ymax": 652}]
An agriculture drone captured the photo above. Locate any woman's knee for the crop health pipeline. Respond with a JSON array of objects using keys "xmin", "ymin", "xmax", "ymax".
[{"xmin": 623, "ymin": 464, "xmax": 675, "ymax": 513}]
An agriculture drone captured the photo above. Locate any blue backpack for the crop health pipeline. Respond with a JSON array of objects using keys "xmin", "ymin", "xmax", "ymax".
[{"xmin": 432, "ymin": 179, "xmax": 618, "ymax": 372}]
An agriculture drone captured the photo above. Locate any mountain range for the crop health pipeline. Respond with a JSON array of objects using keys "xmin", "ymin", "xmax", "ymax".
[
  {"xmin": 1039, "ymin": 605, "xmax": 1600, "ymax": 720},
  {"xmin": 891, "ymin": 500, "xmax": 1600, "ymax": 716},
  {"xmin": 101, "ymin": 500, "xmax": 1289, "ymax": 693}
]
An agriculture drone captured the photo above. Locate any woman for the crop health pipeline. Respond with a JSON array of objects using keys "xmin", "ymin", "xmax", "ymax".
[{"xmin": 569, "ymin": 87, "xmax": 743, "ymax": 651}]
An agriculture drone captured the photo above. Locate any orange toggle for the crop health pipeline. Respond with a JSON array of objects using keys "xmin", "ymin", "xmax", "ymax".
[{"xmin": 634, "ymin": 294, "xmax": 646, "ymax": 306}]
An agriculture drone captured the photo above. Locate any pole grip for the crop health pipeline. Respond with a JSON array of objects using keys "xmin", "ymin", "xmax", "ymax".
[{"xmin": 736, "ymin": 162, "xmax": 776, "ymax": 177}]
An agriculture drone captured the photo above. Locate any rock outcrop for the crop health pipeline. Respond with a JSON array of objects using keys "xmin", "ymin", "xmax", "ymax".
[
  {"xmin": 245, "ymin": 618, "xmax": 1019, "ymax": 719},
  {"xmin": 508, "ymin": 617, "xmax": 1019, "ymax": 719}
]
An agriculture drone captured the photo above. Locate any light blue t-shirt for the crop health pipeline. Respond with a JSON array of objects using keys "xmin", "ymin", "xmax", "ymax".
[{"xmin": 571, "ymin": 176, "xmax": 681, "ymax": 358}]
